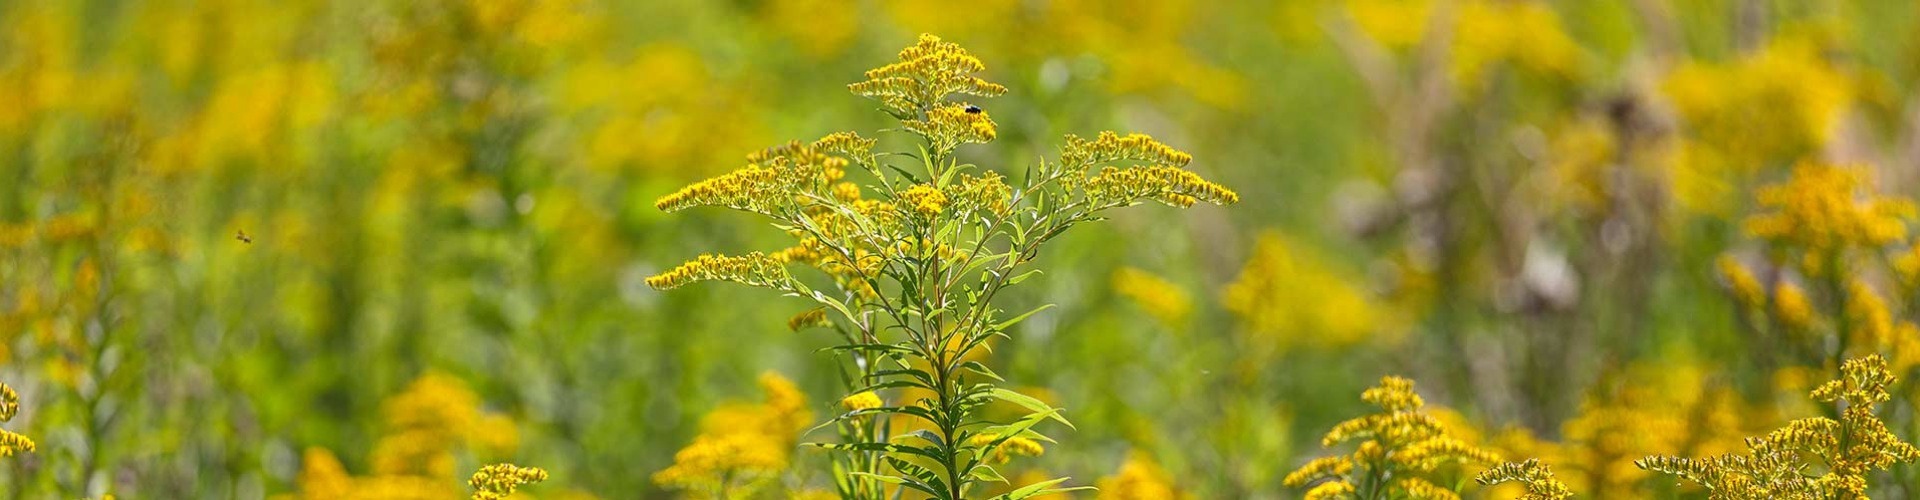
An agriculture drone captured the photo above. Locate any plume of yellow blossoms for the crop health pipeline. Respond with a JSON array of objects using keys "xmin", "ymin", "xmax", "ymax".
[
  {"xmin": 1744, "ymin": 163, "xmax": 1913, "ymax": 270},
  {"xmin": 469, "ymin": 463, "xmax": 548, "ymax": 500},
  {"xmin": 1474, "ymin": 459, "xmax": 1572, "ymax": 500},
  {"xmin": 0, "ymin": 381, "xmax": 33, "ymax": 457},
  {"xmin": 1286, "ymin": 376, "xmax": 1501, "ymax": 500},
  {"xmin": 848, "ymin": 34, "xmax": 1007, "ymax": 118},
  {"xmin": 1637, "ymin": 355, "xmax": 1920, "ymax": 499},
  {"xmin": 1721, "ymin": 163, "xmax": 1920, "ymax": 372},
  {"xmin": 653, "ymin": 373, "xmax": 812, "ymax": 499}
]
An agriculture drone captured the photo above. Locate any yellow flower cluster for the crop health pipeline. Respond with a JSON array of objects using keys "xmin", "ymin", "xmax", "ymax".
[
  {"xmin": 653, "ymin": 373, "xmax": 813, "ymax": 498},
  {"xmin": 899, "ymin": 184, "xmax": 949, "ymax": 217},
  {"xmin": 0, "ymin": 381, "xmax": 30, "ymax": 457},
  {"xmin": 645, "ymin": 252, "xmax": 792, "ymax": 291},
  {"xmin": 1637, "ymin": 355, "xmax": 1920, "ymax": 498},
  {"xmin": 787, "ymin": 308, "xmax": 829, "ymax": 332},
  {"xmin": 848, "ymin": 34, "xmax": 1007, "ymax": 116},
  {"xmin": 811, "ymin": 131, "xmax": 877, "ymax": 158},
  {"xmin": 906, "ymin": 103, "xmax": 998, "ymax": 154},
  {"xmin": 966, "ymin": 432, "xmax": 1046, "ymax": 465},
  {"xmin": 1474, "ymin": 459, "xmax": 1571, "ymax": 500},
  {"xmin": 1111, "ymin": 267, "xmax": 1192, "ymax": 327},
  {"xmin": 1061, "ymin": 132, "xmax": 1194, "ymax": 169},
  {"xmin": 1744, "ymin": 163, "xmax": 1913, "ymax": 262},
  {"xmin": 1095, "ymin": 453, "xmax": 1186, "ymax": 500},
  {"xmin": 468, "ymin": 463, "xmax": 548, "ymax": 500},
  {"xmin": 654, "ymin": 141, "xmax": 849, "ymax": 215},
  {"xmin": 1286, "ymin": 376, "xmax": 1500, "ymax": 499},
  {"xmin": 1084, "ymin": 165, "xmax": 1239, "ymax": 208},
  {"xmin": 947, "ymin": 172, "xmax": 1013, "ymax": 218},
  {"xmin": 839, "ymin": 391, "xmax": 883, "ymax": 412}
]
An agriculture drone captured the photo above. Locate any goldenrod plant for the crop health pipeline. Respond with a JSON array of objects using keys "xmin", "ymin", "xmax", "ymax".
[
  {"xmin": 1635, "ymin": 355, "xmax": 1920, "ymax": 498},
  {"xmin": 646, "ymin": 34, "xmax": 1235, "ymax": 499},
  {"xmin": 1719, "ymin": 163, "xmax": 1920, "ymax": 374},
  {"xmin": 1284, "ymin": 376, "xmax": 1500, "ymax": 499}
]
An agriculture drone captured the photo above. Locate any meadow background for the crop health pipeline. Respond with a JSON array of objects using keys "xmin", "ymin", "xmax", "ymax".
[{"xmin": 4, "ymin": 0, "xmax": 1920, "ymax": 498}]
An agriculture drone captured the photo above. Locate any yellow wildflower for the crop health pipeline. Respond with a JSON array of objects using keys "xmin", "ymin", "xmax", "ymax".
[
  {"xmin": 948, "ymin": 172, "xmax": 1013, "ymax": 218},
  {"xmin": 1744, "ymin": 163, "xmax": 1914, "ymax": 258},
  {"xmin": 655, "ymin": 142, "xmax": 847, "ymax": 215},
  {"xmin": 899, "ymin": 184, "xmax": 949, "ymax": 217},
  {"xmin": 1061, "ymin": 131, "xmax": 1194, "ymax": 169},
  {"xmin": 787, "ymin": 308, "xmax": 829, "ymax": 332},
  {"xmin": 469, "ymin": 463, "xmax": 548, "ymax": 500},
  {"xmin": 1289, "ymin": 376, "xmax": 1498, "ymax": 497},
  {"xmin": 1639, "ymin": 355, "xmax": 1920, "ymax": 496},
  {"xmin": 646, "ymin": 252, "xmax": 792, "ymax": 291},
  {"xmin": 1083, "ymin": 165, "xmax": 1238, "ymax": 208},
  {"xmin": 849, "ymin": 34, "xmax": 1006, "ymax": 116},
  {"xmin": 905, "ymin": 103, "xmax": 997, "ymax": 154},
  {"xmin": 966, "ymin": 433, "xmax": 1045, "ymax": 464},
  {"xmin": 840, "ymin": 391, "xmax": 883, "ymax": 412}
]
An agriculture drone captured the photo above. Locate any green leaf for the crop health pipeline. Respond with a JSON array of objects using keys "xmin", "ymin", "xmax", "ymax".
[
  {"xmin": 988, "ymin": 477, "xmax": 1092, "ymax": 500},
  {"xmin": 851, "ymin": 379, "xmax": 935, "ymax": 395},
  {"xmin": 969, "ymin": 464, "xmax": 1008, "ymax": 483},
  {"xmin": 992, "ymin": 304, "xmax": 1055, "ymax": 331},
  {"xmin": 959, "ymin": 361, "xmax": 1005, "ymax": 382},
  {"xmin": 812, "ymin": 441, "xmax": 946, "ymax": 461},
  {"xmin": 987, "ymin": 388, "xmax": 1073, "ymax": 428}
]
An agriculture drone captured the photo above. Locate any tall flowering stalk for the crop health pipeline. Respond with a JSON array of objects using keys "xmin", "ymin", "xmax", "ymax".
[
  {"xmin": 647, "ymin": 34, "xmax": 1236, "ymax": 499},
  {"xmin": 1636, "ymin": 355, "xmax": 1920, "ymax": 498},
  {"xmin": 1285, "ymin": 376, "xmax": 1501, "ymax": 499}
]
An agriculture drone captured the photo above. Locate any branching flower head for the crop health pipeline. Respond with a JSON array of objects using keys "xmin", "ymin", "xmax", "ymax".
[
  {"xmin": 1637, "ymin": 355, "xmax": 1920, "ymax": 498},
  {"xmin": 1288, "ymin": 376, "xmax": 1500, "ymax": 499},
  {"xmin": 469, "ymin": 463, "xmax": 548, "ymax": 500},
  {"xmin": 849, "ymin": 34, "xmax": 1006, "ymax": 117},
  {"xmin": 1743, "ymin": 163, "xmax": 1913, "ymax": 267}
]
